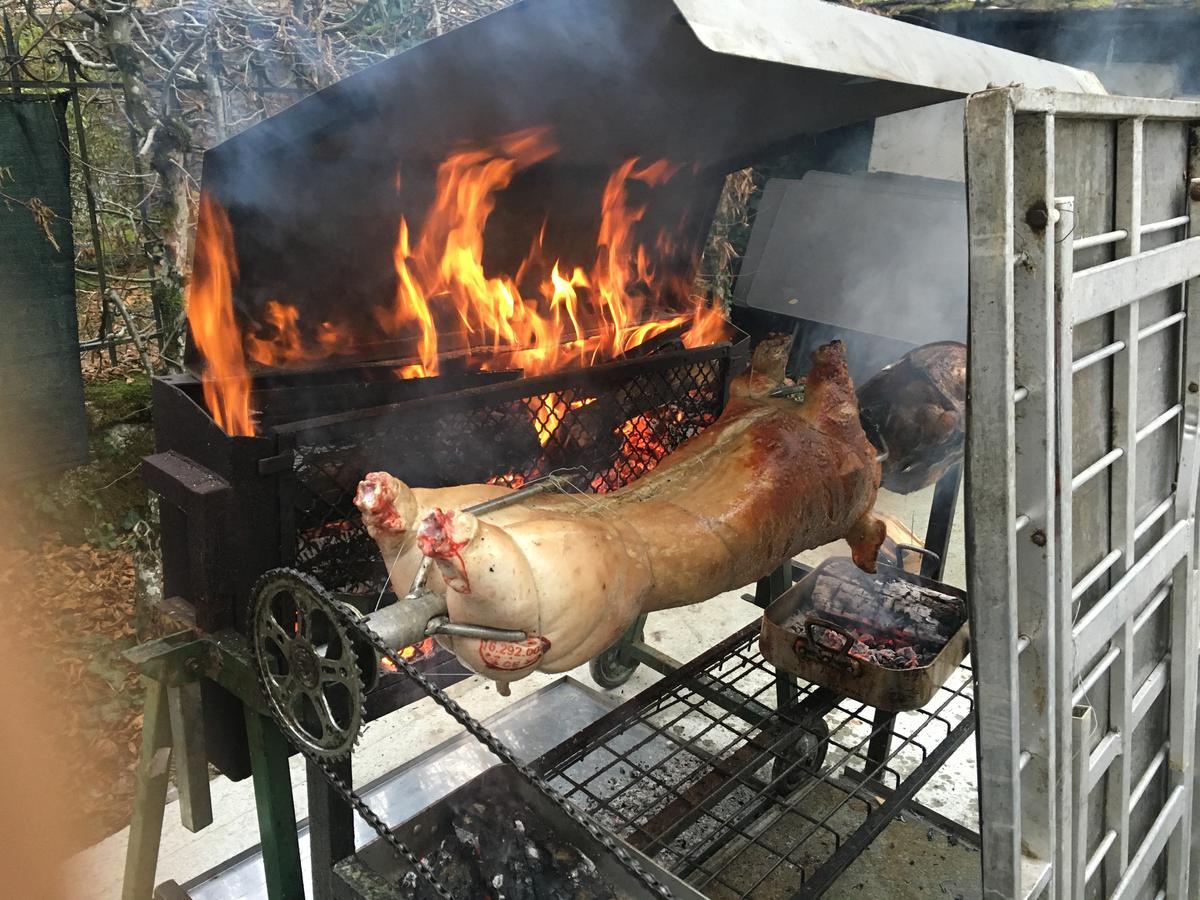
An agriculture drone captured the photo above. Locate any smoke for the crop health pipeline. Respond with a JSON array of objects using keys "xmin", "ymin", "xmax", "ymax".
[{"xmin": 906, "ymin": 7, "xmax": 1200, "ymax": 99}]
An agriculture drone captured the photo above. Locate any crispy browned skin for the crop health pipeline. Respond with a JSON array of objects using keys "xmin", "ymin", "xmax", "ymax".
[
  {"xmin": 582, "ymin": 339, "xmax": 884, "ymax": 610},
  {"xmin": 858, "ymin": 341, "xmax": 966, "ymax": 494},
  {"xmin": 357, "ymin": 340, "xmax": 885, "ymax": 679}
]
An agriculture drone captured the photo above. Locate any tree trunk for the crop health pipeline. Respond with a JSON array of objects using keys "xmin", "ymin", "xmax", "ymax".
[{"xmin": 104, "ymin": 11, "xmax": 193, "ymax": 364}]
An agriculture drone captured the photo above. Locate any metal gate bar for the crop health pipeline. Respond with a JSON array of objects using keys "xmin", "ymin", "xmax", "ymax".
[{"xmin": 966, "ymin": 86, "xmax": 1200, "ymax": 900}]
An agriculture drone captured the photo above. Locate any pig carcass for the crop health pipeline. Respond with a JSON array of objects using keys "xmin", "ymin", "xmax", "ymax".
[{"xmin": 355, "ymin": 339, "xmax": 885, "ymax": 683}]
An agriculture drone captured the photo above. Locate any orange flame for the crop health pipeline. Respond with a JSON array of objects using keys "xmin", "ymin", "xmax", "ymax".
[
  {"xmin": 529, "ymin": 393, "xmax": 596, "ymax": 447},
  {"xmin": 189, "ymin": 195, "xmax": 254, "ymax": 437},
  {"xmin": 380, "ymin": 637, "xmax": 436, "ymax": 672},
  {"xmin": 190, "ymin": 129, "xmax": 730, "ymax": 435}
]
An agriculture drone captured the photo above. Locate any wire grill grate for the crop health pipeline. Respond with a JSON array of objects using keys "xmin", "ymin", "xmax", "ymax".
[
  {"xmin": 536, "ymin": 622, "xmax": 976, "ymax": 898},
  {"xmin": 288, "ymin": 356, "xmax": 727, "ymax": 596}
]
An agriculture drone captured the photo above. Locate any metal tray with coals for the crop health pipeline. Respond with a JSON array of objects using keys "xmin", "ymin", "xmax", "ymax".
[
  {"xmin": 760, "ymin": 551, "xmax": 969, "ymax": 711},
  {"xmin": 334, "ymin": 764, "xmax": 706, "ymax": 899}
]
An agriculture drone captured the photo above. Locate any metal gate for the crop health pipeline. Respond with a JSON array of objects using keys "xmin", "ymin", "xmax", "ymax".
[{"xmin": 966, "ymin": 87, "xmax": 1200, "ymax": 899}]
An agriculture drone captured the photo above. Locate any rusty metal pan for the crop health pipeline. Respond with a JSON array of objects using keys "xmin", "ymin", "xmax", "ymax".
[{"xmin": 760, "ymin": 551, "xmax": 970, "ymax": 711}]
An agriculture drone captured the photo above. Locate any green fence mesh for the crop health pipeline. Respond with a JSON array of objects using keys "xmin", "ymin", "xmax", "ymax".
[{"xmin": 0, "ymin": 96, "xmax": 87, "ymax": 480}]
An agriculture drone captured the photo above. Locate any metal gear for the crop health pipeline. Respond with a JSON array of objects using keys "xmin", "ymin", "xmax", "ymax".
[
  {"xmin": 250, "ymin": 566, "xmax": 673, "ymax": 898},
  {"xmin": 250, "ymin": 568, "xmax": 366, "ymax": 760}
]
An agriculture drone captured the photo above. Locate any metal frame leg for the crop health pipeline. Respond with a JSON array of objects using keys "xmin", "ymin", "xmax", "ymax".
[
  {"xmin": 864, "ymin": 709, "xmax": 898, "ymax": 778},
  {"xmin": 922, "ymin": 464, "xmax": 961, "ymax": 580},
  {"xmin": 308, "ymin": 757, "xmax": 354, "ymax": 900},
  {"xmin": 122, "ymin": 676, "xmax": 173, "ymax": 900},
  {"xmin": 243, "ymin": 708, "xmax": 304, "ymax": 900}
]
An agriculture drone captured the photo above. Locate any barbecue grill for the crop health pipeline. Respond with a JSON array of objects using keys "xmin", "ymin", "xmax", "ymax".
[{"xmin": 120, "ymin": 1, "xmax": 1200, "ymax": 899}]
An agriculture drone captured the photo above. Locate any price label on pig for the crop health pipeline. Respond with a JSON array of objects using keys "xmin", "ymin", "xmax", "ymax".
[{"xmin": 479, "ymin": 635, "xmax": 551, "ymax": 670}]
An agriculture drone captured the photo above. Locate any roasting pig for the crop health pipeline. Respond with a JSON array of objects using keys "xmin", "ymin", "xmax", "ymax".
[
  {"xmin": 857, "ymin": 341, "xmax": 966, "ymax": 494},
  {"xmin": 354, "ymin": 339, "xmax": 885, "ymax": 684}
]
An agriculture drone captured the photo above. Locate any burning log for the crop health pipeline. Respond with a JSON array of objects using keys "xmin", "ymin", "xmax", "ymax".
[
  {"xmin": 857, "ymin": 341, "xmax": 966, "ymax": 494},
  {"xmin": 789, "ymin": 556, "xmax": 962, "ymax": 670},
  {"xmin": 354, "ymin": 338, "xmax": 886, "ymax": 685}
]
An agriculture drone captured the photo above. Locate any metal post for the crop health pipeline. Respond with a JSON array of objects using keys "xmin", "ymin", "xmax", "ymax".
[
  {"xmin": 67, "ymin": 57, "xmax": 117, "ymax": 363},
  {"xmin": 166, "ymin": 679, "xmax": 213, "ymax": 832},
  {"xmin": 243, "ymin": 708, "xmax": 305, "ymax": 900},
  {"xmin": 964, "ymin": 87, "xmax": 1025, "ymax": 898},
  {"xmin": 1102, "ymin": 115, "xmax": 1143, "ymax": 892},
  {"xmin": 753, "ymin": 563, "xmax": 791, "ymax": 609},
  {"xmin": 863, "ymin": 710, "xmax": 898, "ymax": 779},
  {"xmin": 1167, "ymin": 154, "xmax": 1200, "ymax": 900},
  {"xmin": 2, "ymin": 12, "xmax": 22, "ymax": 97},
  {"xmin": 307, "ymin": 757, "xmax": 354, "ymax": 900},
  {"xmin": 1012, "ymin": 111, "xmax": 1060, "ymax": 900},
  {"xmin": 1053, "ymin": 194, "xmax": 1078, "ymax": 900},
  {"xmin": 921, "ymin": 464, "xmax": 961, "ymax": 580}
]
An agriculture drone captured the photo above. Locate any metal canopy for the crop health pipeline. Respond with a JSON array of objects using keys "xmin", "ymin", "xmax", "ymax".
[{"xmin": 197, "ymin": 0, "xmax": 1103, "ymax": 369}]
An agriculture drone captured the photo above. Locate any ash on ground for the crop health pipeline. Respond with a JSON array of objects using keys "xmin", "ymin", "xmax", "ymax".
[{"xmin": 397, "ymin": 799, "xmax": 618, "ymax": 899}]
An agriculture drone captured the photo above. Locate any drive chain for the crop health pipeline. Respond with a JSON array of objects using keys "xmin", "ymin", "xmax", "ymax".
[{"xmin": 328, "ymin": 598, "xmax": 675, "ymax": 899}]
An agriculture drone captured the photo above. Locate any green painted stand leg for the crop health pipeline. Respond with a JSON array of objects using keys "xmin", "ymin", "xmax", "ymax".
[
  {"xmin": 243, "ymin": 707, "xmax": 305, "ymax": 900},
  {"xmin": 307, "ymin": 757, "xmax": 354, "ymax": 900},
  {"xmin": 122, "ymin": 676, "xmax": 173, "ymax": 900}
]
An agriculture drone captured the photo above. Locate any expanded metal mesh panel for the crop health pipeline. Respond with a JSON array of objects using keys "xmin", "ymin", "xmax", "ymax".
[
  {"xmin": 536, "ymin": 623, "xmax": 975, "ymax": 898},
  {"xmin": 286, "ymin": 354, "xmax": 728, "ymax": 596}
]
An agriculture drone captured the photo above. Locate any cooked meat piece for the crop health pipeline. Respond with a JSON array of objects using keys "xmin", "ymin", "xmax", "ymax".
[
  {"xmin": 857, "ymin": 341, "xmax": 966, "ymax": 494},
  {"xmin": 355, "ymin": 339, "xmax": 884, "ymax": 683}
]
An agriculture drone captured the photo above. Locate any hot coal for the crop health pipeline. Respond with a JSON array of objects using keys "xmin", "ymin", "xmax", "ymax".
[
  {"xmin": 790, "ymin": 557, "xmax": 965, "ymax": 670},
  {"xmin": 396, "ymin": 796, "xmax": 621, "ymax": 900},
  {"xmin": 810, "ymin": 626, "xmax": 924, "ymax": 669}
]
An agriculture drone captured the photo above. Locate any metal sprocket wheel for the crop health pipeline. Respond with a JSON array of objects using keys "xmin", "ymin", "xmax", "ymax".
[{"xmin": 250, "ymin": 568, "xmax": 365, "ymax": 760}]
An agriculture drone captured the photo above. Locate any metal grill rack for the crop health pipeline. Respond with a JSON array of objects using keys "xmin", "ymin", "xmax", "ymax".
[
  {"xmin": 283, "ymin": 348, "xmax": 732, "ymax": 599},
  {"xmin": 535, "ymin": 618, "xmax": 977, "ymax": 898}
]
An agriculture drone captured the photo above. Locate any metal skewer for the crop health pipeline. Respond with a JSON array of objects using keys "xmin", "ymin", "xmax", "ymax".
[{"xmin": 331, "ymin": 469, "xmax": 586, "ymax": 658}]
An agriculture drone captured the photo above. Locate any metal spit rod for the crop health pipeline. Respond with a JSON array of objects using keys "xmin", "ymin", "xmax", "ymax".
[{"xmin": 348, "ymin": 470, "xmax": 582, "ymax": 653}]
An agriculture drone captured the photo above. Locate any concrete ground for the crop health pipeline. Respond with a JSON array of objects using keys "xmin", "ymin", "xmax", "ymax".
[{"xmin": 69, "ymin": 482, "xmax": 980, "ymax": 898}]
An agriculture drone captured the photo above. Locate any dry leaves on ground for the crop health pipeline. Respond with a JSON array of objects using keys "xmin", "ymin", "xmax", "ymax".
[{"xmin": 0, "ymin": 539, "xmax": 144, "ymax": 851}]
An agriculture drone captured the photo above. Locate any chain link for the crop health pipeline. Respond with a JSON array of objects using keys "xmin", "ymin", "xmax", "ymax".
[
  {"xmin": 254, "ymin": 568, "xmax": 673, "ymax": 899},
  {"xmin": 251, "ymin": 603, "xmax": 458, "ymax": 899},
  {"xmin": 331, "ymin": 599, "xmax": 675, "ymax": 899}
]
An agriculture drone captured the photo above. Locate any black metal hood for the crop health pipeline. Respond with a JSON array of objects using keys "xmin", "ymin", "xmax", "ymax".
[{"xmin": 193, "ymin": 0, "xmax": 1101, "ymax": 370}]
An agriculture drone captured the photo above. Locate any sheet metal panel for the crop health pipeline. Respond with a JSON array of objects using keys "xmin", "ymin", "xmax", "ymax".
[
  {"xmin": 675, "ymin": 0, "xmax": 1103, "ymax": 97},
  {"xmin": 195, "ymin": 0, "xmax": 1105, "ymax": 371}
]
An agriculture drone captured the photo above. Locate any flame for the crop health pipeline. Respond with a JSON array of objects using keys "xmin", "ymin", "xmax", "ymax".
[
  {"xmin": 529, "ymin": 393, "xmax": 596, "ymax": 447},
  {"xmin": 190, "ymin": 128, "xmax": 730, "ymax": 435},
  {"xmin": 189, "ymin": 195, "xmax": 254, "ymax": 436},
  {"xmin": 380, "ymin": 637, "xmax": 436, "ymax": 671}
]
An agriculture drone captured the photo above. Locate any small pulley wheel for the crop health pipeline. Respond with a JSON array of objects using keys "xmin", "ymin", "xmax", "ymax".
[
  {"xmin": 772, "ymin": 716, "xmax": 830, "ymax": 794},
  {"xmin": 250, "ymin": 569, "xmax": 366, "ymax": 760},
  {"xmin": 589, "ymin": 616, "xmax": 646, "ymax": 690},
  {"xmin": 590, "ymin": 646, "xmax": 640, "ymax": 689}
]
